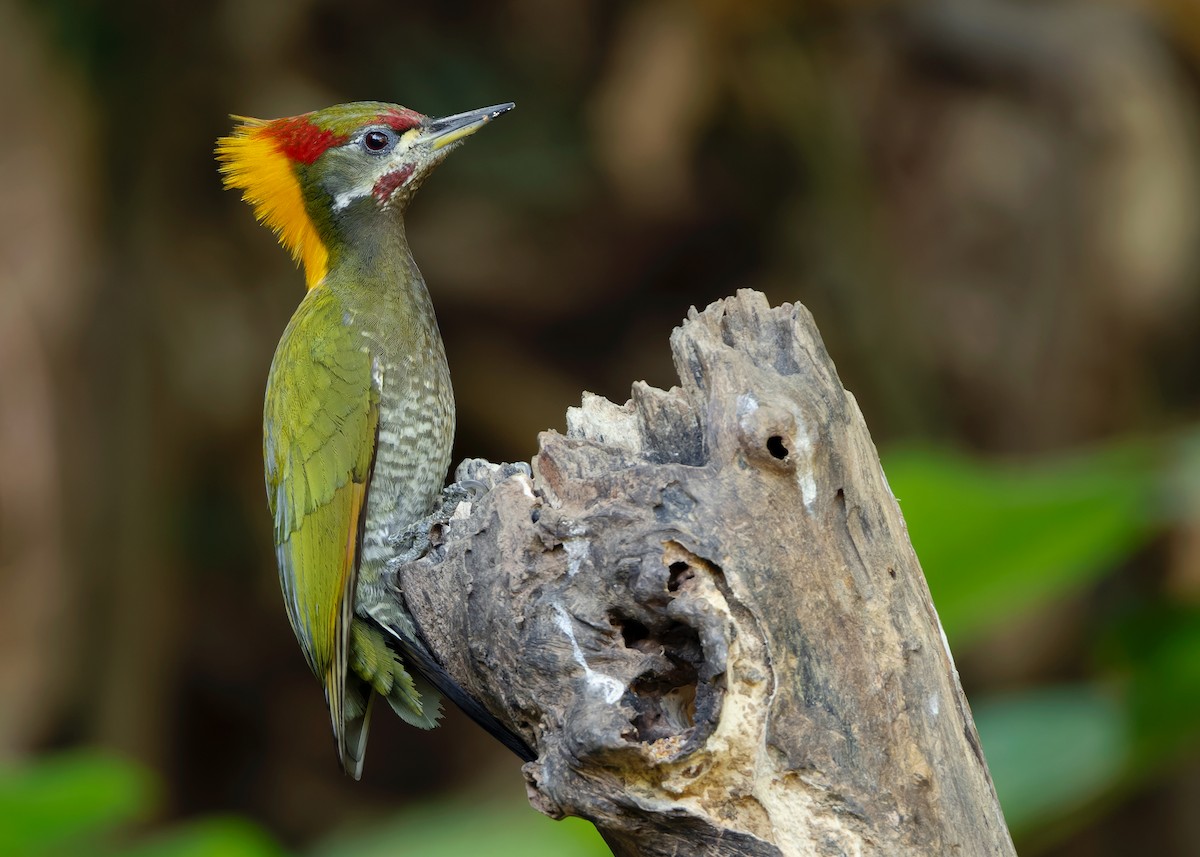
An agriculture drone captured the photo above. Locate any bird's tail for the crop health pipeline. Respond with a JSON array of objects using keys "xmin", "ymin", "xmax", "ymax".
[
  {"xmin": 351, "ymin": 619, "xmax": 442, "ymax": 729},
  {"xmin": 334, "ymin": 624, "xmax": 440, "ymax": 780},
  {"xmin": 360, "ymin": 603, "xmax": 536, "ymax": 762},
  {"xmin": 339, "ymin": 681, "xmax": 374, "ymax": 780},
  {"xmin": 390, "ymin": 628, "xmax": 537, "ymax": 763}
]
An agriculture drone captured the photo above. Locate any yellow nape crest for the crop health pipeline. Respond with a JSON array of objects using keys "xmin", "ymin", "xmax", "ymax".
[{"xmin": 216, "ymin": 116, "xmax": 330, "ymax": 289}]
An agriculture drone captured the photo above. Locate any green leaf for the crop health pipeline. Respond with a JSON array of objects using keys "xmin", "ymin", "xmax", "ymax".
[
  {"xmin": 310, "ymin": 790, "xmax": 609, "ymax": 857},
  {"xmin": 882, "ymin": 444, "xmax": 1159, "ymax": 643},
  {"xmin": 121, "ymin": 818, "xmax": 288, "ymax": 857},
  {"xmin": 974, "ymin": 685, "xmax": 1129, "ymax": 834},
  {"xmin": 0, "ymin": 749, "xmax": 157, "ymax": 855},
  {"xmin": 1101, "ymin": 605, "xmax": 1200, "ymax": 762}
]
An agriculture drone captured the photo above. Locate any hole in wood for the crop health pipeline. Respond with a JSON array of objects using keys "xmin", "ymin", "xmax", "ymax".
[
  {"xmin": 766, "ymin": 435, "xmax": 789, "ymax": 459},
  {"xmin": 609, "ymin": 612, "xmax": 657, "ymax": 654},
  {"xmin": 667, "ymin": 561, "xmax": 694, "ymax": 592},
  {"xmin": 621, "ymin": 617, "xmax": 650, "ymax": 648},
  {"xmin": 609, "ymin": 610, "xmax": 703, "ymax": 743},
  {"xmin": 631, "ymin": 667, "xmax": 698, "ymax": 742},
  {"xmin": 630, "ymin": 625, "xmax": 701, "ymax": 742}
]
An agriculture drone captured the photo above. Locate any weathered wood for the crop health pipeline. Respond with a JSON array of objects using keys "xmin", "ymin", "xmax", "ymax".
[{"xmin": 394, "ymin": 290, "xmax": 1015, "ymax": 856}]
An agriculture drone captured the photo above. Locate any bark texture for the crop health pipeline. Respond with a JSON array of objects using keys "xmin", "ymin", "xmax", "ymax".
[{"xmin": 394, "ymin": 290, "xmax": 1015, "ymax": 856}]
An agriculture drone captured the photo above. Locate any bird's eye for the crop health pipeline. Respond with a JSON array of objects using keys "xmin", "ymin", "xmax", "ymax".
[{"xmin": 362, "ymin": 130, "xmax": 393, "ymax": 154}]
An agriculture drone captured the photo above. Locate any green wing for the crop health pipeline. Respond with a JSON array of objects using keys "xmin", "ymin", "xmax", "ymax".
[{"xmin": 263, "ymin": 286, "xmax": 378, "ymax": 767}]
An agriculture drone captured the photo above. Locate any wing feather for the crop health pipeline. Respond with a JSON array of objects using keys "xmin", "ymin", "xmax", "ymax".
[{"xmin": 264, "ymin": 286, "xmax": 379, "ymax": 766}]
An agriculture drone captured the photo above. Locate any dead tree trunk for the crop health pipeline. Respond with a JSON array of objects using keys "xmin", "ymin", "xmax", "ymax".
[{"xmin": 395, "ymin": 290, "xmax": 1016, "ymax": 856}]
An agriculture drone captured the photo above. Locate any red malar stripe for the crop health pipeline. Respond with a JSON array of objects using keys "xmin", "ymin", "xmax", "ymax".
[{"xmin": 372, "ymin": 164, "xmax": 414, "ymax": 202}]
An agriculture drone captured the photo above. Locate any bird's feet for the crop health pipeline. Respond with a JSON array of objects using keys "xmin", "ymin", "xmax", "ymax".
[
  {"xmin": 453, "ymin": 457, "xmax": 532, "ymax": 494},
  {"xmin": 385, "ymin": 458, "xmax": 533, "ymax": 566}
]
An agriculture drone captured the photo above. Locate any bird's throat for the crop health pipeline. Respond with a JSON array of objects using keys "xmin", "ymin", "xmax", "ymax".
[{"xmin": 324, "ymin": 211, "xmax": 422, "ymax": 299}]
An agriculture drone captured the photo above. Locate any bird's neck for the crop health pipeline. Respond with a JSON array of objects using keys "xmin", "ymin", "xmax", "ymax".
[
  {"xmin": 324, "ymin": 207, "xmax": 414, "ymax": 286},
  {"xmin": 319, "ymin": 209, "xmax": 440, "ymax": 330}
]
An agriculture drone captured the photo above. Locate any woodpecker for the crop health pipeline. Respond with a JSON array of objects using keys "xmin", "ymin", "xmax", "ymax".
[{"xmin": 217, "ymin": 101, "xmax": 528, "ymax": 777}]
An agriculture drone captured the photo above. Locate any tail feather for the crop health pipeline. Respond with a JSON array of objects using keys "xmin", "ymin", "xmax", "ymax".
[
  {"xmin": 386, "ymin": 670, "xmax": 442, "ymax": 730},
  {"xmin": 384, "ymin": 623, "xmax": 537, "ymax": 763},
  {"xmin": 351, "ymin": 619, "xmax": 441, "ymax": 729},
  {"xmin": 338, "ymin": 680, "xmax": 374, "ymax": 780}
]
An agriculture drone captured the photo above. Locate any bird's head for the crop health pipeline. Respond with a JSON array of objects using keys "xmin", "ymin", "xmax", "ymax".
[{"xmin": 217, "ymin": 100, "xmax": 513, "ymax": 288}]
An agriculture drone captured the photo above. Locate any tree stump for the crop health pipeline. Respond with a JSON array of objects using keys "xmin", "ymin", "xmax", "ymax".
[{"xmin": 394, "ymin": 290, "xmax": 1015, "ymax": 856}]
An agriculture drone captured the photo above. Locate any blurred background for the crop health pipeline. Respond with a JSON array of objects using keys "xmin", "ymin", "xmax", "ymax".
[{"xmin": 3, "ymin": 0, "xmax": 1200, "ymax": 853}]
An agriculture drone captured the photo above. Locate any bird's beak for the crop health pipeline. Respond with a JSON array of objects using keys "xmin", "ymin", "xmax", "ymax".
[{"xmin": 420, "ymin": 102, "xmax": 515, "ymax": 151}]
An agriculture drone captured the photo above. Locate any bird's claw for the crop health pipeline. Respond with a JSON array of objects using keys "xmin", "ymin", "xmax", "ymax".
[
  {"xmin": 457, "ymin": 478, "xmax": 489, "ymax": 500},
  {"xmin": 452, "ymin": 458, "xmax": 531, "ymax": 494},
  {"xmin": 387, "ymin": 459, "xmax": 535, "ymax": 564}
]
